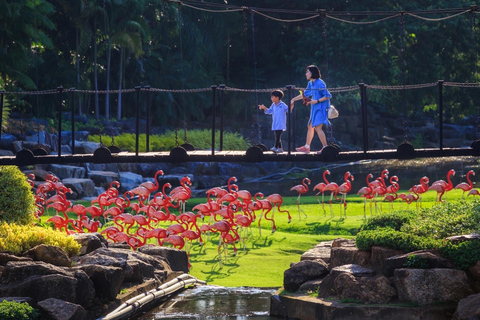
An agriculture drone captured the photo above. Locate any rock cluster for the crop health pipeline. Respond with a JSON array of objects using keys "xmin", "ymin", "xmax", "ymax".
[
  {"xmin": 0, "ymin": 232, "xmax": 188, "ymax": 320},
  {"xmin": 273, "ymin": 237, "xmax": 480, "ymax": 320}
]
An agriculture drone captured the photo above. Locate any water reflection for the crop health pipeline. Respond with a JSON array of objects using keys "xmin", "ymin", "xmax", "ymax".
[{"xmin": 137, "ymin": 286, "xmax": 278, "ymax": 320}]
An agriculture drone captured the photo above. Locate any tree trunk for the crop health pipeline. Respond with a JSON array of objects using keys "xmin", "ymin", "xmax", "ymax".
[{"xmin": 117, "ymin": 47, "xmax": 124, "ymax": 120}]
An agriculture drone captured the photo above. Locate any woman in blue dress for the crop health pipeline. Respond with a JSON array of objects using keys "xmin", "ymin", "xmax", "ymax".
[{"xmin": 290, "ymin": 65, "xmax": 332, "ymax": 154}]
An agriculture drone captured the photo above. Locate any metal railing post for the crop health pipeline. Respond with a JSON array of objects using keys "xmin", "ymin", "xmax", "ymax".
[
  {"xmin": 438, "ymin": 80, "xmax": 444, "ymax": 151},
  {"xmin": 211, "ymin": 85, "xmax": 217, "ymax": 156},
  {"xmin": 57, "ymin": 86, "xmax": 64, "ymax": 157},
  {"xmin": 135, "ymin": 86, "xmax": 141, "ymax": 157},
  {"xmin": 69, "ymin": 88, "xmax": 75, "ymax": 155},
  {"xmin": 359, "ymin": 83, "xmax": 368, "ymax": 153},
  {"xmin": 286, "ymin": 85, "xmax": 294, "ymax": 155},
  {"xmin": 0, "ymin": 91, "xmax": 4, "ymax": 144},
  {"xmin": 219, "ymin": 84, "xmax": 225, "ymax": 151},
  {"xmin": 145, "ymin": 86, "xmax": 151, "ymax": 153}
]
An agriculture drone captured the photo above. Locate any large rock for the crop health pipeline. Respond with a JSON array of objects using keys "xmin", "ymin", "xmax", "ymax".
[
  {"xmin": 37, "ymin": 298, "xmax": 89, "ymax": 320},
  {"xmin": 62, "ymin": 178, "xmax": 96, "ymax": 199},
  {"xmin": 71, "ymin": 233, "xmax": 108, "ymax": 256},
  {"xmin": 283, "ymin": 260, "xmax": 329, "ymax": 292},
  {"xmin": 334, "ymin": 273, "xmax": 397, "ymax": 304},
  {"xmin": 75, "ymin": 265, "xmax": 124, "ymax": 301},
  {"xmin": 24, "ymin": 244, "xmax": 71, "ymax": 267},
  {"xmin": 318, "ymin": 264, "xmax": 375, "ymax": 298},
  {"xmin": 301, "ymin": 241, "xmax": 332, "ymax": 264},
  {"xmin": 453, "ymin": 292, "xmax": 480, "ymax": 320},
  {"xmin": 138, "ymin": 246, "xmax": 188, "ymax": 273},
  {"xmin": 74, "ymin": 248, "xmax": 171, "ymax": 283},
  {"xmin": 329, "ymin": 246, "xmax": 371, "ymax": 269},
  {"xmin": 370, "ymin": 246, "xmax": 404, "ymax": 272},
  {"xmin": 49, "ymin": 164, "xmax": 86, "ymax": 179},
  {"xmin": 0, "ymin": 261, "xmax": 95, "ymax": 308},
  {"xmin": 394, "ymin": 268, "xmax": 474, "ymax": 305},
  {"xmin": 383, "ymin": 250, "xmax": 455, "ymax": 277},
  {"xmin": 0, "ymin": 253, "xmax": 32, "ymax": 265},
  {"xmin": 88, "ymin": 171, "xmax": 121, "ymax": 189},
  {"xmin": 73, "ymin": 141, "xmax": 101, "ymax": 154}
]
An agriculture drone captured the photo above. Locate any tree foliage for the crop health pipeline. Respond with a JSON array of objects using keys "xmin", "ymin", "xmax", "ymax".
[{"xmin": 0, "ymin": 0, "xmax": 479, "ymax": 128}]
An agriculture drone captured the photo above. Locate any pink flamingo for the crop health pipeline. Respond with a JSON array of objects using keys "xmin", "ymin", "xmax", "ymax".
[
  {"xmin": 266, "ymin": 193, "xmax": 291, "ymax": 223},
  {"xmin": 313, "ymin": 170, "xmax": 331, "ymax": 216},
  {"xmin": 290, "ymin": 178, "xmax": 310, "ymax": 220},
  {"xmin": 324, "ymin": 178, "xmax": 339, "ymax": 218},
  {"xmin": 399, "ymin": 186, "xmax": 420, "ymax": 206},
  {"xmin": 139, "ymin": 170, "xmax": 164, "ymax": 194},
  {"xmin": 208, "ymin": 220, "xmax": 233, "ymax": 267},
  {"xmin": 255, "ymin": 193, "xmax": 275, "ymax": 236},
  {"xmin": 455, "ymin": 170, "xmax": 475, "ymax": 199},
  {"xmin": 409, "ymin": 176, "xmax": 429, "ymax": 206},
  {"xmin": 334, "ymin": 172, "xmax": 354, "ymax": 218},
  {"xmin": 467, "ymin": 189, "xmax": 480, "ymax": 197},
  {"xmin": 431, "ymin": 169, "xmax": 455, "ymax": 201},
  {"xmin": 357, "ymin": 174, "xmax": 374, "ymax": 219}
]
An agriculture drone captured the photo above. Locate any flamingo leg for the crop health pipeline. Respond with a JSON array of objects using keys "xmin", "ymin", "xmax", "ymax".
[
  {"xmin": 363, "ymin": 198, "xmax": 367, "ymax": 220},
  {"xmin": 329, "ymin": 193, "xmax": 334, "ymax": 218}
]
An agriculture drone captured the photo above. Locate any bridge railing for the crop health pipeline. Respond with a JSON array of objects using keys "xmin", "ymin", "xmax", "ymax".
[{"xmin": 0, "ymin": 80, "xmax": 479, "ymax": 164}]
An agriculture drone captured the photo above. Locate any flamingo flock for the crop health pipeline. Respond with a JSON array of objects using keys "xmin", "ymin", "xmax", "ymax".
[
  {"xmin": 26, "ymin": 167, "xmax": 479, "ymax": 267},
  {"xmin": 29, "ymin": 172, "xmax": 291, "ymax": 269}
]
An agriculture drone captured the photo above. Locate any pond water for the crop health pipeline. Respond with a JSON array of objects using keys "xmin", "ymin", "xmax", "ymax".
[{"xmin": 136, "ymin": 285, "xmax": 280, "ymax": 320}]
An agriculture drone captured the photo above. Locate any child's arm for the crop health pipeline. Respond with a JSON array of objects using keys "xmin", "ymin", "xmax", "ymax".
[{"xmin": 258, "ymin": 104, "xmax": 267, "ymax": 111}]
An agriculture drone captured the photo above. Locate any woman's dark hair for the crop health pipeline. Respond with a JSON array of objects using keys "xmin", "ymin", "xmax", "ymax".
[
  {"xmin": 271, "ymin": 90, "xmax": 284, "ymax": 99},
  {"xmin": 306, "ymin": 65, "xmax": 321, "ymax": 79}
]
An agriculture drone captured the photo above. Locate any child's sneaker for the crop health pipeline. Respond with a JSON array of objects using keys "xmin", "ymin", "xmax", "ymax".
[
  {"xmin": 295, "ymin": 146, "xmax": 310, "ymax": 153},
  {"xmin": 270, "ymin": 146, "xmax": 277, "ymax": 152},
  {"xmin": 276, "ymin": 148, "xmax": 284, "ymax": 153}
]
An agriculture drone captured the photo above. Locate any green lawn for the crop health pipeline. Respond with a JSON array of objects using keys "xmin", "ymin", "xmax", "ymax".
[{"xmin": 186, "ymin": 189, "xmax": 466, "ymax": 287}]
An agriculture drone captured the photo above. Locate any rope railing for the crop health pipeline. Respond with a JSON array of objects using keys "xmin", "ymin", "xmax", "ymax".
[{"xmin": 3, "ymin": 82, "xmax": 480, "ymax": 95}]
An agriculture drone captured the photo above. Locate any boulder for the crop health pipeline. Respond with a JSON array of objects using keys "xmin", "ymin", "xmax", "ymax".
[
  {"xmin": 0, "ymin": 253, "xmax": 33, "ymax": 266},
  {"xmin": 24, "ymin": 244, "xmax": 71, "ymax": 267},
  {"xmin": 334, "ymin": 273, "xmax": 397, "ymax": 304},
  {"xmin": 49, "ymin": 164, "xmax": 86, "ymax": 179},
  {"xmin": 0, "ymin": 261, "xmax": 95, "ymax": 308},
  {"xmin": 138, "ymin": 246, "xmax": 188, "ymax": 273},
  {"xmin": 62, "ymin": 178, "xmax": 96, "ymax": 199},
  {"xmin": 301, "ymin": 241, "xmax": 332, "ymax": 264},
  {"xmin": 71, "ymin": 233, "xmax": 108, "ymax": 256},
  {"xmin": 298, "ymin": 278, "xmax": 324, "ymax": 293},
  {"xmin": 446, "ymin": 233, "xmax": 480, "ymax": 243},
  {"xmin": 370, "ymin": 246, "xmax": 404, "ymax": 272},
  {"xmin": 383, "ymin": 250, "xmax": 455, "ymax": 277},
  {"xmin": 394, "ymin": 268, "xmax": 474, "ymax": 305},
  {"xmin": 75, "ymin": 265, "xmax": 124, "ymax": 301},
  {"xmin": 37, "ymin": 298, "xmax": 89, "ymax": 320},
  {"xmin": 318, "ymin": 264, "xmax": 375, "ymax": 298},
  {"xmin": 283, "ymin": 259, "xmax": 329, "ymax": 292},
  {"xmin": 329, "ymin": 246, "xmax": 371, "ymax": 269},
  {"xmin": 332, "ymin": 238, "xmax": 355, "ymax": 247},
  {"xmin": 88, "ymin": 171, "xmax": 121, "ymax": 189},
  {"xmin": 453, "ymin": 292, "xmax": 480, "ymax": 320},
  {"xmin": 469, "ymin": 260, "xmax": 480, "ymax": 281},
  {"xmin": 73, "ymin": 141, "xmax": 101, "ymax": 154}
]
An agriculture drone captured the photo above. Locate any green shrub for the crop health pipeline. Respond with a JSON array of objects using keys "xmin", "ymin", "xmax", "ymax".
[
  {"xmin": 355, "ymin": 227, "xmax": 440, "ymax": 252},
  {"xmin": 0, "ymin": 222, "xmax": 81, "ymax": 256},
  {"xmin": 0, "ymin": 300, "xmax": 39, "ymax": 320},
  {"xmin": 89, "ymin": 130, "xmax": 250, "ymax": 152},
  {"xmin": 401, "ymin": 200, "xmax": 480, "ymax": 239},
  {"xmin": 0, "ymin": 166, "xmax": 37, "ymax": 225},
  {"xmin": 359, "ymin": 212, "xmax": 413, "ymax": 232},
  {"xmin": 439, "ymin": 239, "xmax": 480, "ymax": 270}
]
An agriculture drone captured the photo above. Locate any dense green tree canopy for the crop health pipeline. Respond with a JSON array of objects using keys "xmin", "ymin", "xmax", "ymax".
[{"xmin": 0, "ymin": 0, "xmax": 478, "ymax": 127}]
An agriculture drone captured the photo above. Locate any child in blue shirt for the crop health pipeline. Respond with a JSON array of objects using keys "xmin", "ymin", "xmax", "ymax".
[{"xmin": 259, "ymin": 90, "xmax": 289, "ymax": 153}]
